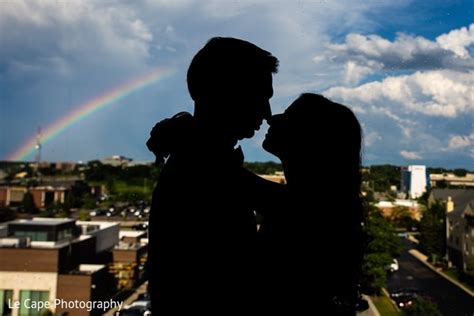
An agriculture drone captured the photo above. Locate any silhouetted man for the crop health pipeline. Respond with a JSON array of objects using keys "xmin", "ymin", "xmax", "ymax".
[{"xmin": 146, "ymin": 37, "xmax": 279, "ymax": 314}]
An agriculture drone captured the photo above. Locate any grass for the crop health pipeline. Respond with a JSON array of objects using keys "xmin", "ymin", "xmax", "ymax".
[
  {"xmin": 113, "ymin": 180, "xmax": 154, "ymax": 196},
  {"xmin": 371, "ymin": 291, "xmax": 400, "ymax": 316}
]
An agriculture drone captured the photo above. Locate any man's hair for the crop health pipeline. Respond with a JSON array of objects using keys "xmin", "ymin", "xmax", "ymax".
[{"xmin": 187, "ymin": 37, "xmax": 279, "ymax": 102}]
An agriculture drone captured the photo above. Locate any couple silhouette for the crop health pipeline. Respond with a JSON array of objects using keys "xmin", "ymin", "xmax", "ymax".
[{"xmin": 146, "ymin": 37, "xmax": 366, "ymax": 315}]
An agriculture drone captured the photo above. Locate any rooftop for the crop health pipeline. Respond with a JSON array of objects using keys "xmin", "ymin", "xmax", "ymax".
[
  {"xmin": 9, "ymin": 217, "xmax": 75, "ymax": 226},
  {"xmin": 431, "ymin": 188, "xmax": 474, "ymax": 216},
  {"xmin": 119, "ymin": 231, "xmax": 147, "ymax": 239}
]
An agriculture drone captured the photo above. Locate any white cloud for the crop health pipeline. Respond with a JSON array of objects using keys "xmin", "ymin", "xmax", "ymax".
[
  {"xmin": 400, "ymin": 150, "xmax": 422, "ymax": 160},
  {"xmin": 0, "ymin": 0, "xmax": 154, "ymax": 77},
  {"xmin": 1, "ymin": 0, "xmax": 471, "ymax": 167},
  {"xmin": 344, "ymin": 61, "xmax": 377, "ymax": 85},
  {"xmin": 324, "ymin": 70, "xmax": 474, "ymax": 118},
  {"xmin": 320, "ymin": 23, "xmax": 474, "ymax": 85},
  {"xmin": 364, "ymin": 131, "xmax": 382, "ymax": 147},
  {"xmin": 448, "ymin": 135, "xmax": 471, "ymax": 149},
  {"xmin": 436, "ymin": 24, "xmax": 474, "ymax": 59},
  {"xmin": 448, "ymin": 133, "xmax": 474, "ymax": 151}
]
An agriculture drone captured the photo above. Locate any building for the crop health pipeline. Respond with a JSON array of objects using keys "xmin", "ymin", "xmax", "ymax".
[
  {"xmin": 375, "ymin": 199, "xmax": 421, "ymax": 220},
  {"xmin": 0, "ymin": 185, "xmax": 67, "ymax": 209},
  {"xmin": 0, "ymin": 181, "xmax": 101, "ymax": 210},
  {"xmin": 429, "ymin": 189, "xmax": 474, "ymax": 271},
  {"xmin": 0, "ymin": 218, "xmax": 121, "ymax": 316},
  {"xmin": 400, "ymin": 165, "xmax": 429, "ymax": 199},
  {"xmin": 430, "ymin": 173, "xmax": 474, "ymax": 188},
  {"xmin": 100, "ymin": 155, "xmax": 132, "ymax": 167},
  {"xmin": 29, "ymin": 186, "xmax": 68, "ymax": 208},
  {"xmin": 259, "ymin": 171, "xmax": 286, "ymax": 184},
  {"xmin": 0, "ymin": 186, "xmax": 27, "ymax": 207}
]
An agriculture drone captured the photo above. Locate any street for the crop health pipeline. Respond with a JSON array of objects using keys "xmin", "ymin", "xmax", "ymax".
[{"xmin": 387, "ymin": 239, "xmax": 474, "ymax": 316}]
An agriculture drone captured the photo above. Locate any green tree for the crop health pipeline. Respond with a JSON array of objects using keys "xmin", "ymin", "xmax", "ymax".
[
  {"xmin": 403, "ymin": 297, "xmax": 442, "ymax": 316},
  {"xmin": 417, "ymin": 189, "xmax": 431, "ymax": 206},
  {"xmin": 81, "ymin": 193, "xmax": 97, "ymax": 209},
  {"xmin": 361, "ymin": 207, "xmax": 402, "ymax": 294},
  {"xmin": 453, "ymin": 168, "xmax": 467, "ymax": 177},
  {"xmin": 435, "ymin": 179, "xmax": 448, "ymax": 189},
  {"xmin": 243, "ymin": 161, "xmax": 283, "ymax": 175},
  {"xmin": 361, "ymin": 165, "xmax": 401, "ymax": 192},
  {"xmin": 78, "ymin": 210, "xmax": 91, "ymax": 221},
  {"xmin": 390, "ymin": 206, "xmax": 418, "ymax": 231},
  {"xmin": 21, "ymin": 192, "xmax": 38, "ymax": 213},
  {"xmin": 106, "ymin": 178, "xmax": 116, "ymax": 195},
  {"xmin": 419, "ymin": 202, "xmax": 445, "ymax": 262},
  {"xmin": 0, "ymin": 208, "xmax": 16, "ymax": 222},
  {"xmin": 365, "ymin": 190, "xmax": 375, "ymax": 203}
]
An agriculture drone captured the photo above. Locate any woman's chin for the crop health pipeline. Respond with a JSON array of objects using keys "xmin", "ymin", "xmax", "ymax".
[{"xmin": 262, "ymin": 138, "xmax": 278, "ymax": 156}]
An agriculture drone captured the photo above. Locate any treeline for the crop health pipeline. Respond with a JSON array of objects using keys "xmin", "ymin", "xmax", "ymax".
[
  {"xmin": 362, "ymin": 165, "xmax": 401, "ymax": 192},
  {"xmin": 84, "ymin": 160, "xmax": 161, "ymax": 185},
  {"xmin": 362, "ymin": 165, "xmax": 472, "ymax": 192},
  {"xmin": 243, "ymin": 161, "xmax": 282, "ymax": 175}
]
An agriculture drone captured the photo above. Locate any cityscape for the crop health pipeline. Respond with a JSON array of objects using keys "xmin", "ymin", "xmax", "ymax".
[
  {"xmin": 0, "ymin": 156, "xmax": 473, "ymax": 315},
  {"xmin": 1, "ymin": 1, "xmax": 473, "ymax": 315}
]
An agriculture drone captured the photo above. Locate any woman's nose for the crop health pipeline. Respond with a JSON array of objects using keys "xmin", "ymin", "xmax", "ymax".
[{"xmin": 267, "ymin": 113, "xmax": 283, "ymax": 125}]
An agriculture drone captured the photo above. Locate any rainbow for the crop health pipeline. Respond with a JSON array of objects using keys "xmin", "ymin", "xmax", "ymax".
[{"xmin": 7, "ymin": 68, "xmax": 174, "ymax": 161}]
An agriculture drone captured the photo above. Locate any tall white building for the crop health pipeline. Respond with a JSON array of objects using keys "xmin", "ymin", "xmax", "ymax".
[{"xmin": 401, "ymin": 165, "xmax": 428, "ymax": 199}]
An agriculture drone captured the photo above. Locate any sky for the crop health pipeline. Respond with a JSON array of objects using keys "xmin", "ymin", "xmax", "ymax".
[{"xmin": 0, "ymin": 0, "xmax": 473, "ymax": 169}]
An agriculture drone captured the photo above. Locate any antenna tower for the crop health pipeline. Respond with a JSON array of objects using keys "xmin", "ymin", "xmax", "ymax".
[{"xmin": 35, "ymin": 127, "xmax": 42, "ymax": 166}]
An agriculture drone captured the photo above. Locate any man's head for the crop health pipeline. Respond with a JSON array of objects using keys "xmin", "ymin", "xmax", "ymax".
[{"xmin": 187, "ymin": 37, "xmax": 278, "ymax": 142}]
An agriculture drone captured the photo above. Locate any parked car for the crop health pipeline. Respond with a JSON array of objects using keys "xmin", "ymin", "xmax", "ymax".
[
  {"xmin": 116, "ymin": 306, "xmax": 151, "ymax": 316},
  {"xmin": 89, "ymin": 208, "xmax": 107, "ymax": 217},
  {"xmin": 392, "ymin": 292, "xmax": 436, "ymax": 309},
  {"xmin": 393, "ymin": 293, "xmax": 416, "ymax": 309},
  {"xmin": 390, "ymin": 287, "xmax": 420, "ymax": 298},
  {"xmin": 386, "ymin": 258, "xmax": 399, "ymax": 272}
]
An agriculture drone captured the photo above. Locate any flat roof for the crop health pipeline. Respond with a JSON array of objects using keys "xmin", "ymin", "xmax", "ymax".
[
  {"xmin": 79, "ymin": 264, "xmax": 105, "ymax": 273},
  {"xmin": 77, "ymin": 220, "xmax": 119, "ymax": 229},
  {"xmin": 119, "ymin": 231, "xmax": 146, "ymax": 238},
  {"xmin": 9, "ymin": 218, "xmax": 75, "ymax": 226}
]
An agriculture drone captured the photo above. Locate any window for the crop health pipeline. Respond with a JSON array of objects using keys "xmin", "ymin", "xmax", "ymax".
[
  {"xmin": 57, "ymin": 228, "xmax": 73, "ymax": 241},
  {"xmin": 19, "ymin": 290, "xmax": 49, "ymax": 316},
  {"xmin": 0, "ymin": 290, "xmax": 13, "ymax": 316},
  {"xmin": 14, "ymin": 231, "xmax": 48, "ymax": 242}
]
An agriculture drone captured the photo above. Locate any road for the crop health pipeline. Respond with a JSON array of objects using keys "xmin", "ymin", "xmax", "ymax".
[{"xmin": 387, "ymin": 239, "xmax": 474, "ymax": 316}]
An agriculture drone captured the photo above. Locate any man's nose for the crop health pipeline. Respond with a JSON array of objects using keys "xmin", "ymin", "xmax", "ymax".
[{"xmin": 267, "ymin": 113, "xmax": 283, "ymax": 125}]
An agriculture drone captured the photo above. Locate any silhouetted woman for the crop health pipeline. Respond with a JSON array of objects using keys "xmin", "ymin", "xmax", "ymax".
[{"xmin": 258, "ymin": 93, "xmax": 366, "ymax": 315}]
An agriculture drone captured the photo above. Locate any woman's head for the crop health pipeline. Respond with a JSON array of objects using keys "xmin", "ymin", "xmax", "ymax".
[{"xmin": 263, "ymin": 93, "xmax": 362, "ymax": 184}]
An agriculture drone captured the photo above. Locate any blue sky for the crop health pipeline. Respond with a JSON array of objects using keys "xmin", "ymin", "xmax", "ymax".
[{"xmin": 0, "ymin": 0, "xmax": 473, "ymax": 169}]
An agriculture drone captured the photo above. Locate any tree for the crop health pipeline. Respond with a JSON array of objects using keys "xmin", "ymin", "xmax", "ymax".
[
  {"xmin": 361, "ymin": 165, "xmax": 401, "ymax": 192},
  {"xmin": 243, "ymin": 161, "xmax": 282, "ymax": 175},
  {"xmin": 81, "ymin": 193, "xmax": 97, "ymax": 209},
  {"xmin": 390, "ymin": 206, "xmax": 418, "ymax": 231},
  {"xmin": 453, "ymin": 168, "xmax": 467, "ymax": 177},
  {"xmin": 418, "ymin": 202, "xmax": 445, "ymax": 262},
  {"xmin": 78, "ymin": 210, "xmax": 91, "ymax": 221},
  {"xmin": 21, "ymin": 192, "xmax": 38, "ymax": 213},
  {"xmin": 0, "ymin": 208, "xmax": 16, "ymax": 222},
  {"xmin": 360, "ymin": 207, "xmax": 402, "ymax": 294}
]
